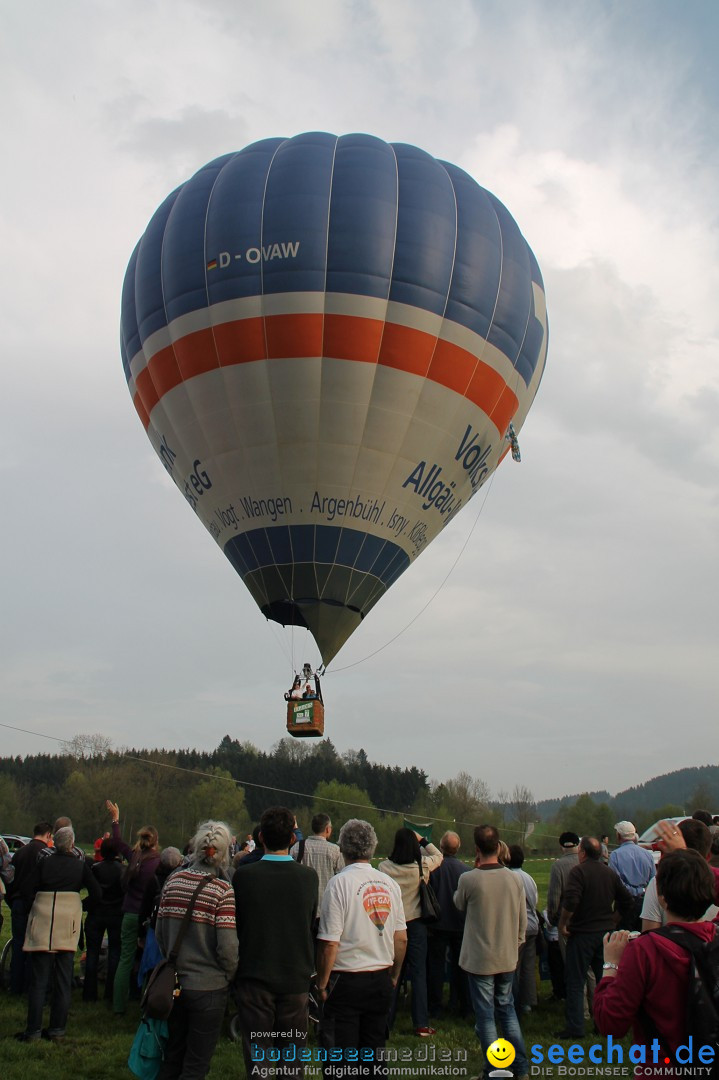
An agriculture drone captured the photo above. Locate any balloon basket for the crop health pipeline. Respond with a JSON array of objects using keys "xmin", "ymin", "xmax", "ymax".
[{"xmin": 286, "ymin": 699, "xmax": 325, "ymax": 738}]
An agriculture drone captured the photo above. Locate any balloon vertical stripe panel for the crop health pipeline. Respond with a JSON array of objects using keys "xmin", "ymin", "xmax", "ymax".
[
  {"xmin": 121, "ymin": 132, "xmax": 547, "ymax": 664},
  {"xmin": 325, "ymin": 134, "xmax": 397, "ymax": 301}
]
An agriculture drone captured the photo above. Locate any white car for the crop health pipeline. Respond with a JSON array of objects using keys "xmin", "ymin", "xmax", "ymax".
[
  {"xmin": 0, "ymin": 833, "xmax": 31, "ymax": 853},
  {"xmin": 636, "ymin": 817, "xmax": 687, "ymax": 863}
]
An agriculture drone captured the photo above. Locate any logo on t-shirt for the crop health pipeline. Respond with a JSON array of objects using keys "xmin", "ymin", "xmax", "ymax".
[{"xmin": 361, "ymin": 883, "xmax": 393, "ymax": 934}]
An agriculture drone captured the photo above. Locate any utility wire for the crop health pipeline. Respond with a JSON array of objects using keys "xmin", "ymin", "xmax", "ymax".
[
  {"xmin": 0, "ymin": 720, "xmax": 543, "ymax": 840},
  {"xmin": 328, "ymin": 471, "xmax": 498, "ymax": 674}
]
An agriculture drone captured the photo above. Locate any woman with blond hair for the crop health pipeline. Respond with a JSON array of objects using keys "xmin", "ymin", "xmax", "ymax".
[
  {"xmin": 156, "ymin": 821, "xmax": 238, "ymax": 1079},
  {"xmin": 107, "ymin": 800, "xmax": 161, "ymax": 1014}
]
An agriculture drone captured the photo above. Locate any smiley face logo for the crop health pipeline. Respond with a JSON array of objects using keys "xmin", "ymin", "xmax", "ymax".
[{"xmin": 486, "ymin": 1039, "xmax": 516, "ymax": 1069}]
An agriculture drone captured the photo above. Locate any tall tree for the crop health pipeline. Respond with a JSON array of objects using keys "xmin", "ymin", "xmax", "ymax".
[
  {"xmin": 509, "ymin": 784, "xmax": 536, "ymax": 844},
  {"xmin": 441, "ymin": 771, "xmax": 491, "ymax": 826}
]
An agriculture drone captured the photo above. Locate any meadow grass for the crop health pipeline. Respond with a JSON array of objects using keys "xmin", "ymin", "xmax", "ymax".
[{"xmin": 0, "ymin": 859, "xmax": 631, "ymax": 1079}]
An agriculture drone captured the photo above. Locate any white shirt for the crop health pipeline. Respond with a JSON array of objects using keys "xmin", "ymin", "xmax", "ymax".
[
  {"xmin": 318, "ymin": 862, "xmax": 406, "ymax": 972},
  {"xmin": 641, "ymin": 876, "xmax": 719, "ymax": 925}
]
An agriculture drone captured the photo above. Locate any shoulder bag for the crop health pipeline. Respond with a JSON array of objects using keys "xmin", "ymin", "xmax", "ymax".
[
  {"xmin": 141, "ymin": 876, "xmax": 212, "ymax": 1020},
  {"xmin": 416, "ymin": 853, "xmax": 441, "ymax": 924}
]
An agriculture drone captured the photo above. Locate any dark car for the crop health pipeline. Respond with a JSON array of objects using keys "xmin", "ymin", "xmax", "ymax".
[{"xmin": 0, "ymin": 833, "xmax": 31, "ymax": 853}]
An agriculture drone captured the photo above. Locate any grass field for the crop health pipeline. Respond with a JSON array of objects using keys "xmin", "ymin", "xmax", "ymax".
[{"xmin": 0, "ymin": 860, "xmax": 632, "ymax": 1080}]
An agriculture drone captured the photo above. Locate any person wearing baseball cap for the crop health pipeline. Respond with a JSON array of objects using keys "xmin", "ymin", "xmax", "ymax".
[
  {"xmin": 547, "ymin": 832, "xmax": 581, "ymax": 931},
  {"xmin": 608, "ymin": 821, "xmax": 655, "ymax": 930}
]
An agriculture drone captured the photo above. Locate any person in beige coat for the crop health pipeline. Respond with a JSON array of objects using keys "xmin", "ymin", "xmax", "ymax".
[
  {"xmin": 378, "ymin": 828, "xmax": 442, "ymax": 1036},
  {"xmin": 16, "ymin": 827, "xmax": 100, "ymax": 1044}
]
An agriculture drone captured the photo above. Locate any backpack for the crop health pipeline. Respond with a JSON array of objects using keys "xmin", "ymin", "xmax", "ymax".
[{"xmin": 645, "ymin": 926, "xmax": 719, "ymax": 1076}]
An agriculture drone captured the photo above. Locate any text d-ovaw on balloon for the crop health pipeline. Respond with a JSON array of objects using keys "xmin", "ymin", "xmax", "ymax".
[{"xmin": 206, "ymin": 242, "xmax": 301, "ymax": 270}]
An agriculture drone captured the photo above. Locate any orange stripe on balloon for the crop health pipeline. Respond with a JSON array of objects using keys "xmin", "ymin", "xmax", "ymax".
[
  {"xmin": 133, "ymin": 393, "xmax": 150, "ymax": 429},
  {"xmin": 323, "ymin": 313, "xmax": 384, "ymax": 363},
  {"xmin": 466, "ymin": 359, "xmax": 517, "ymax": 433},
  {"xmin": 427, "ymin": 339, "xmax": 476, "ymax": 395},
  {"xmin": 174, "ymin": 328, "xmax": 220, "ymax": 381},
  {"xmin": 132, "ymin": 312, "xmax": 518, "ymax": 431},
  {"xmin": 489, "ymin": 383, "xmax": 521, "ymax": 434},
  {"xmin": 266, "ymin": 313, "xmax": 323, "ymax": 358},
  {"xmin": 214, "ymin": 317, "xmax": 266, "ymax": 366},
  {"xmin": 377, "ymin": 322, "xmax": 435, "ymax": 377}
]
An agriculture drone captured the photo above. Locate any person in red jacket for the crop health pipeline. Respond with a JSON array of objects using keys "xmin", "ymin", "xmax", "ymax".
[{"xmin": 594, "ymin": 848, "xmax": 717, "ymax": 1076}]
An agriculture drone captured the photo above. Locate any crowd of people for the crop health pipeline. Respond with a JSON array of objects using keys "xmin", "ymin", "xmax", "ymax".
[{"xmin": 1, "ymin": 804, "xmax": 718, "ymax": 1080}]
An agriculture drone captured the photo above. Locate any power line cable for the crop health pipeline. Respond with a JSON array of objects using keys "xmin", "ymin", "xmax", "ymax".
[
  {"xmin": 328, "ymin": 471, "xmax": 498, "ymax": 674},
  {"xmin": 0, "ymin": 721, "xmax": 544, "ymax": 838}
]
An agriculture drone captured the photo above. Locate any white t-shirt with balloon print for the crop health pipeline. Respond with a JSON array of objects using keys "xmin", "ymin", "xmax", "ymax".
[{"xmin": 318, "ymin": 862, "xmax": 407, "ymax": 972}]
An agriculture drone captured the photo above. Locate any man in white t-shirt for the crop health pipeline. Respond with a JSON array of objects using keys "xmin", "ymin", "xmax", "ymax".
[
  {"xmin": 641, "ymin": 818, "xmax": 719, "ymax": 930},
  {"xmin": 316, "ymin": 819, "xmax": 407, "ymax": 1076}
]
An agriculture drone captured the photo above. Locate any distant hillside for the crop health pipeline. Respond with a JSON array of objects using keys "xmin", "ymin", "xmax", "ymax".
[
  {"xmin": 536, "ymin": 791, "xmax": 612, "ymax": 820},
  {"xmin": 611, "ymin": 765, "xmax": 719, "ymax": 818},
  {"xmin": 536, "ymin": 765, "xmax": 719, "ymax": 822}
]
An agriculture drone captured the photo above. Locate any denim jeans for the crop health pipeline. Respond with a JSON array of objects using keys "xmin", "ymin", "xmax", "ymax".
[
  {"xmin": 405, "ymin": 918, "xmax": 429, "ymax": 1029},
  {"xmin": 467, "ymin": 971, "xmax": 529, "ymax": 1078},
  {"xmin": 26, "ymin": 950, "xmax": 75, "ymax": 1037},
  {"xmin": 512, "ymin": 933, "xmax": 538, "ymax": 1014},
  {"xmin": 389, "ymin": 918, "xmax": 429, "ymax": 1030}
]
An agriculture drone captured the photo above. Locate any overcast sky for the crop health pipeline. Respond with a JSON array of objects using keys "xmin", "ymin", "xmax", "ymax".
[{"xmin": 2, "ymin": 1, "xmax": 717, "ymax": 804}]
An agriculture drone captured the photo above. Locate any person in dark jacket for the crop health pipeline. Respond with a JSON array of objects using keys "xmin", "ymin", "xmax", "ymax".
[
  {"xmin": 233, "ymin": 807, "xmax": 317, "ymax": 1079},
  {"xmin": 427, "ymin": 830, "xmax": 470, "ymax": 1018},
  {"xmin": 138, "ymin": 845, "xmax": 184, "ymax": 936},
  {"xmin": 16, "ymin": 827, "xmax": 101, "ymax": 1043},
  {"xmin": 36, "ymin": 815, "xmax": 86, "ymax": 861},
  {"xmin": 106, "ymin": 799, "xmax": 161, "ymax": 1014},
  {"xmin": 557, "ymin": 836, "xmax": 633, "ymax": 1038},
  {"xmin": 82, "ymin": 838, "xmax": 124, "ymax": 1002},
  {"xmin": 6, "ymin": 821, "xmax": 53, "ymax": 994}
]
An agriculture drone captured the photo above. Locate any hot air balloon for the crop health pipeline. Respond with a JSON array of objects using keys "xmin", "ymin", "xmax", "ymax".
[{"xmin": 120, "ymin": 132, "xmax": 548, "ymax": 703}]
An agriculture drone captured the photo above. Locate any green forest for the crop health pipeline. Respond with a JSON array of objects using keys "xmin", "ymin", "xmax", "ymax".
[{"xmin": 1, "ymin": 735, "xmax": 716, "ymax": 857}]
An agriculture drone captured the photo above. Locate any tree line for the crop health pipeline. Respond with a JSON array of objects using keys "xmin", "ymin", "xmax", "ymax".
[
  {"xmin": 0, "ymin": 736, "xmax": 534, "ymax": 857},
  {"xmin": 2, "ymin": 734, "xmax": 706, "ymax": 859}
]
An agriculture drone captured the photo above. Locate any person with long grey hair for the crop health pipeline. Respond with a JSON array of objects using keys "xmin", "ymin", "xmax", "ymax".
[{"xmin": 155, "ymin": 821, "xmax": 238, "ymax": 1080}]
